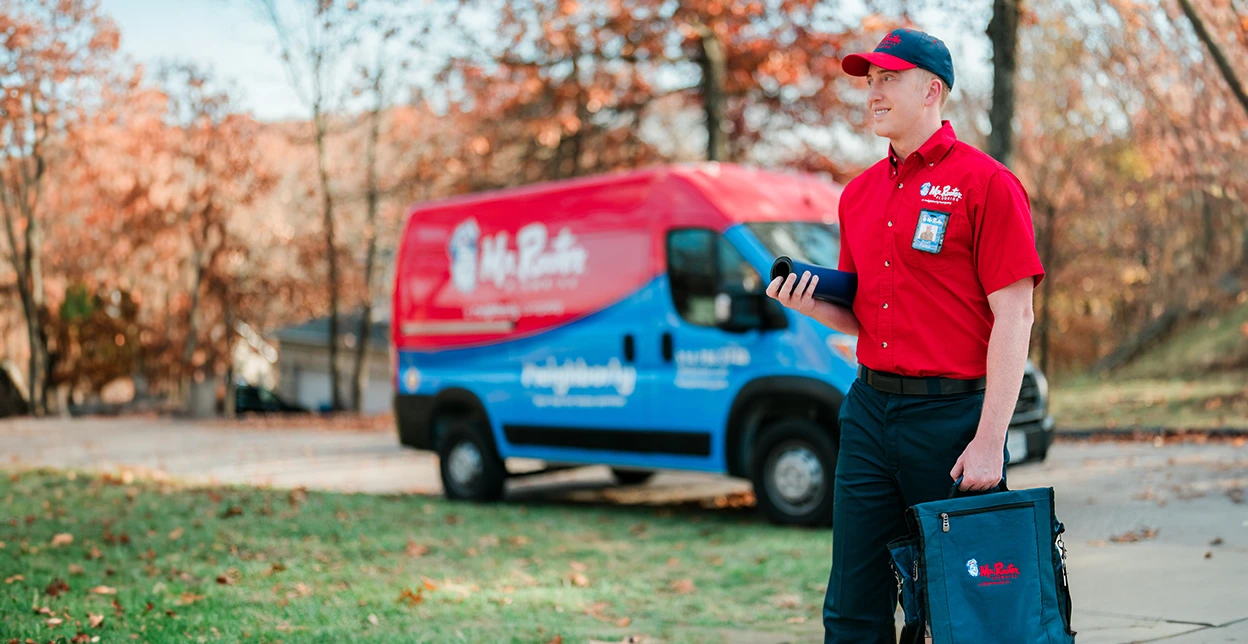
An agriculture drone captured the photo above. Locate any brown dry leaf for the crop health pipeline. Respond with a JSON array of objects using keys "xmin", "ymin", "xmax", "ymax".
[
  {"xmin": 89, "ymin": 585, "xmax": 117, "ymax": 595},
  {"xmin": 616, "ymin": 617, "xmax": 632, "ymax": 627},
  {"xmin": 570, "ymin": 573, "xmax": 590, "ymax": 588},
  {"xmin": 216, "ymin": 575, "xmax": 233, "ymax": 585},
  {"xmin": 36, "ymin": 605, "xmax": 53, "ymax": 615},
  {"xmin": 51, "ymin": 533, "xmax": 74, "ymax": 547},
  {"xmin": 5, "ymin": 575, "xmax": 23, "ymax": 584},
  {"xmin": 45, "ymin": 578, "xmax": 70, "ymax": 597},
  {"xmin": 69, "ymin": 564, "xmax": 85, "ymax": 575},
  {"xmin": 1211, "ymin": 537, "xmax": 1224, "ymax": 546},
  {"xmin": 398, "ymin": 587, "xmax": 423, "ymax": 605},
  {"xmin": 508, "ymin": 535, "xmax": 531, "ymax": 546},
  {"xmin": 1205, "ymin": 551, "xmax": 1213, "ymax": 559},
  {"xmin": 708, "ymin": 556, "xmax": 724, "ymax": 566},
  {"xmin": 770, "ymin": 594, "xmax": 802, "ymax": 609},
  {"xmin": 547, "ymin": 637, "xmax": 564, "ymax": 644},
  {"xmin": 405, "ymin": 540, "xmax": 429, "ymax": 558},
  {"xmin": 86, "ymin": 546, "xmax": 102, "ymax": 560},
  {"xmin": 787, "ymin": 616, "xmax": 808, "ymax": 624},
  {"xmin": 367, "ymin": 613, "xmax": 379, "ymax": 625},
  {"xmin": 178, "ymin": 592, "xmax": 206, "ymax": 605},
  {"xmin": 45, "ymin": 617, "xmax": 63, "ymax": 626},
  {"xmin": 569, "ymin": 561, "xmax": 588, "ymax": 572},
  {"xmin": 168, "ymin": 527, "xmax": 184, "ymax": 541},
  {"xmin": 421, "ymin": 577, "xmax": 437, "ymax": 592},
  {"xmin": 670, "ymin": 579, "xmax": 696, "ymax": 594},
  {"xmin": 293, "ymin": 582, "xmax": 313, "ymax": 597},
  {"xmin": 666, "ymin": 557, "xmax": 679, "ymax": 567},
  {"xmin": 1109, "ymin": 527, "xmax": 1158, "ymax": 543},
  {"xmin": 88, "ymin": 613, "xmax": 104, "ymax": 628}
]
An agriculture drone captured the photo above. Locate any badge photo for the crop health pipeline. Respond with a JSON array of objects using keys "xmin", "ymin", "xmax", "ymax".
[{"xmin": 912, "ymin": 209, "xmax": 950, "ymax": 254}]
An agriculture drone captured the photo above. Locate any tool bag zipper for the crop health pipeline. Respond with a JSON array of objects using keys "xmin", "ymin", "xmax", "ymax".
[{"xmin": 940, "ymin": 501, "xmax": 1034, "ymax": 532}]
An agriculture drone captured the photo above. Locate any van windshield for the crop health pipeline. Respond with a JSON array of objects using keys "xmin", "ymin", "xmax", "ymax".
[{"xmin": 746, "ymin": 222, "xmax": 841, "ymax": 268}]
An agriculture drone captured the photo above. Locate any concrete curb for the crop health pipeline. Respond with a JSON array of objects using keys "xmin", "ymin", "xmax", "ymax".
[{"xmin": 1055, "ymin": 426, "xmax": 1248, "ymax": 440}]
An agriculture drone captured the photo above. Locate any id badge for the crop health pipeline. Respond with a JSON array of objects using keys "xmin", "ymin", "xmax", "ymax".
[{"xmin": 912, "ymin": 209, "xmax": 950, "ymax": 254}]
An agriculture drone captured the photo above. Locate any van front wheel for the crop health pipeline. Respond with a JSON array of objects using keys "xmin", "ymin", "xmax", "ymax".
[
  {"xmin": 436, "ymin": 420, "xmax": 506, "ymax": 502},
  {"xmin": 750, "ymin": 418, "xmax": 837, "ymax": 528}
]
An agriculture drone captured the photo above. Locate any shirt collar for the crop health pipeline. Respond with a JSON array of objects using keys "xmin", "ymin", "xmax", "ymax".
[{"xmin": 888, "ymin": 120, "xmax": 957, "ymax": 175}]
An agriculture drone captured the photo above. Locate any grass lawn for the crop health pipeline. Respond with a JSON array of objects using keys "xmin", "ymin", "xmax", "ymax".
[
  {"xmin": 0, "ymin": 469, "xmax": 831, "ymax": 643},
  {"xmin": 1050, "ymin": 300, "xmax": 1248, "ymax": 431}
]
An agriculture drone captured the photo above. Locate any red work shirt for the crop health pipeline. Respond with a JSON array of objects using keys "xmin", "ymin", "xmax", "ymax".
[{"xmin": 837, "ymin": 121, "xmax": 1045, "ymax": 380}]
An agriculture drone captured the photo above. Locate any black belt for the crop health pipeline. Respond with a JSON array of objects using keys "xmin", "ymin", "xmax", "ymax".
[{"xmin": 857, "ymin": 365, "xmax": 986, "ymax": 396}]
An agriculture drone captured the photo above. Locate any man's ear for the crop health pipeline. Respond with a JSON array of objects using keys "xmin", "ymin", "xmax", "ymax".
[{"xmin": 924, "ymin": 78, "xmax": 943, "ymax": 108}]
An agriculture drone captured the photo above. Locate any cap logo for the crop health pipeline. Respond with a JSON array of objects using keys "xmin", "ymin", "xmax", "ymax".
[{"xmin": 878, "ymin": 33, "xmax": 902, "ymax": 49}]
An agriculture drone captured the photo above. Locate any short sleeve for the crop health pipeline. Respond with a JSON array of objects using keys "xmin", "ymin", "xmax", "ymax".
[
  {"xmin": 837, "ymin": 194, "xmax": 856, "ymax": 274},
  {"xmin": 973, "ymin": 170, "xmax": 1045, "ymax": 295}
]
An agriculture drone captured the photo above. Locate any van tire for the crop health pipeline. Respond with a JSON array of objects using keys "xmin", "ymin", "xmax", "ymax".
[
  {"xmin": 611, "ymin": 469, "xmax": 655, "ymax": 486},
  {"xmin": 436, "ymin": 419, "xmax": 506, "ymax": 502},
  {"xmin": 750, "ymin": 418, "xmax": 838, "ymax": 528}
]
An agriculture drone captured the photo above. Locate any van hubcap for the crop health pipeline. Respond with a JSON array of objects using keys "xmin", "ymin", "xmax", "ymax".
[
  {"xmin": 766, "ymin": 442, "xmax": 825, "ymax": 514},
  {"xmin": 447, "ymin": 441, "xmax": 484, "ymax": 490}
]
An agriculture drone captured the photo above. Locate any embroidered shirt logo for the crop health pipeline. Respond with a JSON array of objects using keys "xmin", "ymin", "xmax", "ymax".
[
  {"xmin": 921, "ymin": 184, "xmax": 963, "ymax": 203},
  {"xmin": 966, "ymin": 559, "xmax": 979, "ymax": 577}
]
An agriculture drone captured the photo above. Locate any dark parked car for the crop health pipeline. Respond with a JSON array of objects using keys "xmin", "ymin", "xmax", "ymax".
[{"xmin": 234, "ymin": 384, "xmax": 308, "ymax": 414}]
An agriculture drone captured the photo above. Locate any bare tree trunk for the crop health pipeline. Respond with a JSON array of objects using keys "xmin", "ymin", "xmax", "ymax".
[
  {"xmin": 313, "ymin": 103, "xmax": 343, "ymax": 412},
  {"xmin": 987, "ymin": 0, "xmax": 1020, "ymax": 166},
  {"xmin": 1038, "ymin": 202, "xmax": 1057, "ymax": 376},
  {"xmin": 181, "ymin": 233, "xmax": 204, "ymax": 408},
  {"xmin": 223, "ymin": 295, "xmax": 237, "ymax": 419},
  {"xmin": 696, "ymin": 24, "xmax": 727, "ymax": 162},
  {"xmin": 1177, "ymin": 0, "xmax": 1248, "ymax": 117},
  {"xmin": 351, "ymin": 69, "xmax": 384, "ymax": 413}
]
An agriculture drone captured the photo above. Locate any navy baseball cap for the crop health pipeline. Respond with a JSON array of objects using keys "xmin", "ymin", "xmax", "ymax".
[{"xmin": 842, "ymin": 28, "xmax": 955, "ymax": 90}]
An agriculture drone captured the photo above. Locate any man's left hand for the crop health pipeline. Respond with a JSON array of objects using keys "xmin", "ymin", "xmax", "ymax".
[{"xmin": 950, "ymin": 435, "xmax": 1005, "ymax": 491}]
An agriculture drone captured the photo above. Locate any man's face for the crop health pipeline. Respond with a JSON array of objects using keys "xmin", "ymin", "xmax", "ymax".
[{"xmin": 865, "ymin": 65, "xmax": 927, "ymax": 140}]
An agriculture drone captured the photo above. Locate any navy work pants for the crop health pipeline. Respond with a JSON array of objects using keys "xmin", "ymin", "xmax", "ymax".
[{"xmin": 822, "ymin": 379, "xmax": 1008, "ymax": 643}]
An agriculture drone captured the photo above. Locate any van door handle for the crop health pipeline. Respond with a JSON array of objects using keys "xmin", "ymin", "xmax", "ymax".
[
  {"xmin": 661, "ymin": 332, "xmax": 673, "ymax": 362},
  {"xmin": 623, "ymin": 334, "xmax": 635, "ymax": 362}
]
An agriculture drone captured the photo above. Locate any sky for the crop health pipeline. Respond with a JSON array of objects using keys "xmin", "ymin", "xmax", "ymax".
[{"xmin": 102, "ymin": 0, "xmax": 997, "ymax": 127}]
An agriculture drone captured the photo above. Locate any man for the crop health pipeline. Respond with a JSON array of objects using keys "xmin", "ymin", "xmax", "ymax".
[{"xmin": 765, "ymin": 28, "xmax": 1045, "ymax": 642}]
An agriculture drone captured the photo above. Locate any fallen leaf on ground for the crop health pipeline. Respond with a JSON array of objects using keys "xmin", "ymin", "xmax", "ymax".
[
  {"xmin": 670, "ymin": 579, "xmax": 696, "ymax": 594},
  {"xmin": 547, "ymin": 637, "xmax": 563, "ymax": 644},
  {"xmin": 421, "ymin": 577, "xmax": 437, "ymax": 591},
  {"xmin": 5, "ymin": 575, "xmax": 23, "ymax": 584},
  {"xmin": 1211, "ymin": 537, "xmax": 1224, "ymax": 546},
  {"xmin": 508, "ymin": 535, "xmax": 531, "ymax": 546},
  {"xmin": 1109, "ymin": 528, "xmax": 1158, "ymax": 543},
  {"xmin": 86, "ymin": 546, "xmax": 102, "ymax": 560},
  {"xmin": 616, "ymin": 617, "xmax": 632, "ymax": 627},
  {"xmin": 51, "ymin": 533, "xmax": 73, "ymax": 547},
  {"xmin": 405, "ymin": 540, "xmax": 429, "ymax": 558},
  {"xmin": 788, "ymin": 616, "xmax": 808, "ymax": 624},
  {"xmin": 1205, "ymin": 551, "xmax": 1213, "ymax": 559},
  {"xmin": 770, "ymin": 594, "xmax": 802, "ymax": 609},
  {"xmin": 45, "ymin": 579, "xmax": 70, "ymax": 597},
  {"xmin": 89, "ymin": 613, "xmax": 104, "ymax": 628},
  {"xmin": 168, "ymin": 527, "xmax": 184, "ymax": 541},
  {"xmin": 69, "ymin": 564, "xmax": 85, "ymax": 575},
  {"xmin": 398, "ymin": 587, "xmax": 423, "ymax": 605},
  {"xmin": 45, "ymin": 617, "xmax": 63, "ymax": 626},
  {"xmin": 570, "ymin": 573, "xmax": 590, "ymax": 587},
  {"xmin": 570, "ymin": 561, "xmax": 588, "ymax": 572},
  {"xmin": 216, "ymin": 575, "xmax": 233, "ymax": 585},
  {"xmin": 177, "ymin": 592, "xmax": 206, "ymax": 605},
  {"xmin": 367, "ymin": 613, "xmax": 379, "ymax": 625},
  {"xmin": 666, "ymin": 557, "xmax": 679, "ymax": 566},
  {"xmin": 89, "ymin": 585, "xmax": 116, "ymax": 595}
]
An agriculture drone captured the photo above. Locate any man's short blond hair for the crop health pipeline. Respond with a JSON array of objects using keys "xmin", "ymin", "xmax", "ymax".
[{"xmin": 917, "ymin": 68, "xmax": 951, "ymax": 108}]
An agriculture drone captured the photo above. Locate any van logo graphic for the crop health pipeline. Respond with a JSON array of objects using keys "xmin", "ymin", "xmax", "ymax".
[
  {"xmin": 522, "ymin": 357, "xmax": 636, "ymax": 409},
  {"xmin": 966, "ymin": 559, "xmax": 979, "ymax": 577},
  {"xmin": 450, "ymin": 219, "xmax": 588, "ymax": 294},
  {"xmin": 448, "ymin": 218, "xmax": 481, "ymax": 294}
]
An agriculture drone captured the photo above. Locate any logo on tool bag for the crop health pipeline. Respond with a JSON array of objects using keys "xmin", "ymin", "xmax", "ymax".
[
  {"xmin": 966, "ymin": 559, "xmax": 979, "ymax": 577},
  {"xmin": 973, "ymin": 561, "xmax": 1020, "ymax": 587}
]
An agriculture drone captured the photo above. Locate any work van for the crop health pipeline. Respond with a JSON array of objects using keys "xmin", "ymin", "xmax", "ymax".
[{"xmin": 391, "ymin": 163, "xmax": 1055, "ymax": 526}]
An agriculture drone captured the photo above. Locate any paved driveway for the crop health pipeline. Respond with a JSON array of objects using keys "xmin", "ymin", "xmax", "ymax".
[{"xmin": 2, "ymin": 417, "xmax": 1246, "ymax": 643}]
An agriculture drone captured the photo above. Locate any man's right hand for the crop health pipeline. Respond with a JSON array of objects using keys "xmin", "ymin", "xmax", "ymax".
[{"xmin": 766, "ymin": 271, "xmax": 818, "ymax": 315}]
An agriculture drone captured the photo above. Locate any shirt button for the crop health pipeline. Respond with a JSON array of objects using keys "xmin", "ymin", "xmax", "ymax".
[
  {"xmin": 883, "ymin": 303, "xmax": 889, "ymax": 309},
  {"xmin": 897, "ymin": 183, "xmax": 903, "ymax": 189},
  {"xmin": 887, "ymin": 221, "xmax": 893, "ymax": 227},
  {"xmin": 882, "ymin": 342, "xmax": 888, "ymax": 348},
  {"xmin": 929, "ymin": 162, "xmax": 934, "ymax": 167},
  {"xmin": 884, "ymin": 261, "xmax": 890, "ymax": 267}
]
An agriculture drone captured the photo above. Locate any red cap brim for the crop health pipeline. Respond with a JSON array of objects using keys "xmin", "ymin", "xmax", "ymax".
[{"xmin": 841, "ymin": 52, "xmax": 917, "ymax": 77}]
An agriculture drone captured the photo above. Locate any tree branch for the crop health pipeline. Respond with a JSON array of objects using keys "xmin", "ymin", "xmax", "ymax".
[{"xmin": 1177, "ymin": 0, "xmax": 1248, "ymax": 117}]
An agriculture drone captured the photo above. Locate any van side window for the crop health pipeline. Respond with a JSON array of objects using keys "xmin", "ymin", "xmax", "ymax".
[{"xmin": 667, "ymin": 229, "xmax": 762, "ymax": 327}]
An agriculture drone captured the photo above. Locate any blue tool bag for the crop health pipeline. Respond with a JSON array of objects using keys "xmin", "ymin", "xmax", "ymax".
[{"xmin": 888, "ymin": 481, "xmax": 1076, "ymax": 643}]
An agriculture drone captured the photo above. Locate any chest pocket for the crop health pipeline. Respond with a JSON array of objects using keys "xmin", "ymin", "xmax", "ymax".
[{"xmin": 899, "ymin": 204, "xmax": 973, "ymax": 274}]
